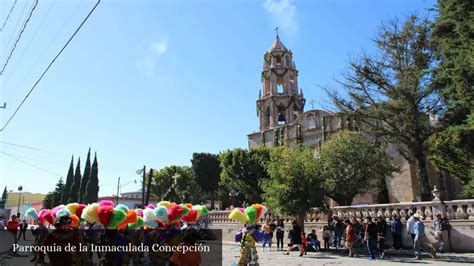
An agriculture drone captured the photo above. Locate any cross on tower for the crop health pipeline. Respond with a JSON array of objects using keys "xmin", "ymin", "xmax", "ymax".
[
  {"xmin": 274, "ymin": 26, "xmax": 279, "ymax": 37},
  {"xmin": 310, "ymin": 99, "xmax": 316, "ymax": 109}
]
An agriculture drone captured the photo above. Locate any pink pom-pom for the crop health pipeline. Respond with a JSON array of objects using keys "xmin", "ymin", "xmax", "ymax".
[
  {"xmin": 146, "ymin": 204, "xmax": 155, "ymax": 209},
  {"xmin": 99, "ymin": 200, "xmax": 114, "ymax": 208},
  {"xmin": 51, "ymin": 205, "xmax": 65, "ymax": 218},
  {"xmin": 136, "ymin": 209, "xmax": 143, "ymax": 217}
]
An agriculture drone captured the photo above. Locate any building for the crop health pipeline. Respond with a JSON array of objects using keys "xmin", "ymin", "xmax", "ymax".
[
  {"xmin": 98, "ymin": 190, "xmax": 158, "ymax": 209},
  {"xmin": 248, "ymin": 35, "xmax": 463, "ymax": 204}
]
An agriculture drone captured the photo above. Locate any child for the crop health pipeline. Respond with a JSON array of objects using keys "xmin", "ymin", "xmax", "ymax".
[
  {"xmin": 301, "ymin": 232, "xmax": 308, "ymax": 255},
  {"xmin": 323, "ymin": 225, "xmax": 331, "ymax": 250}
]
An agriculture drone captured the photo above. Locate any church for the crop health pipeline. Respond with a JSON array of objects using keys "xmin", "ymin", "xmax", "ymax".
[{"xmin": 247, "ymin": 35, "xmax": 463, "ymax": 204}]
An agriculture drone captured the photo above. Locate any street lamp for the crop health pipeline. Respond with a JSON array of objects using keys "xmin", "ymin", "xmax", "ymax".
[
  {"xmin": 115, "ymin": 177, "xmax": 137, "ymax": 205},
  {"xmin": 17, "ymin": 186, "xmax": 23, "ymax": 217}
]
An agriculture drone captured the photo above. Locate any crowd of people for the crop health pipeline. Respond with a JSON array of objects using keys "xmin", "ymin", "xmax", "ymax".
[{"xmin": 249, "ymin": 210, "xmax": 450, "ymax": 261}]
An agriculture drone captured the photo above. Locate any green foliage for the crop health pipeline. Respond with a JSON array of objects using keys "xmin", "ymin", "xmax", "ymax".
[
  {"xmin": 43, "ymin": 192, "xmax": 53, "ymax": 209},
  {"xmin": 68, "ymin": 157, "xmax": 82, "ymax": 203},
  {"xmin": 219, "ymin": 147, "xmax": 271, "ymax": 205},
  {"xmin": 263, "ymin": 145, "xmax": 325, "ymax": 220},
  {"xmin": 43, "ymin": 178, "xmax": 65, "ymax": 209},
  {"xmin": 79, "ymin": 149, "xmax": 91, "ymax": 203},
  {"xmin": 152, "ymin": 166, "xmax": 203, "ymax": 203},
  {"xmin": 61, "ymin": 156, "xmax": 74, "ymax": 204},
  {"xmin": 429, "ymin": 126, "xmax": 472, "ymax": 183},
  {"xmin": 318, "ymin": 131, "xmax": 396, "ymax": 206},
  {"xmin": 432, "ymin": 0, "xmax": 474, "ymax": 126},
  {"xmin": 429, "ymin": 0, "xmax": 474, "ymax": 196},
  {"xmin": 84, "ymin": 153, "xmax": 100, "ymax": 204},
  {"xmin": 0, "ymin": 186, "xmax": 7, "ymax": 208},
  {"xmin": 327, "ymin": 16, "xmax": 438, "ymax": 200},
  {"xmin": 191, "ymin": 153, "xmax": 221, "ymax": 209}
]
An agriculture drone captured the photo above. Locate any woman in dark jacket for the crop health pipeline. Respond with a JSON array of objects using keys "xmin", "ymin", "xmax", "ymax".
[
  {"xmin": 275, "ymin": 219, "xmax": 285, "ymax": 251},
  {"xmin": 284, "ymin": 220, "xmax": 304, "ymax": 256}
]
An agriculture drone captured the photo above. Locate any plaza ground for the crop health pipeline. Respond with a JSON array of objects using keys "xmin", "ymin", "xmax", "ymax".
[{"xmin": 2, "ymin": 238, "xmax": 474, "ymax": 266}]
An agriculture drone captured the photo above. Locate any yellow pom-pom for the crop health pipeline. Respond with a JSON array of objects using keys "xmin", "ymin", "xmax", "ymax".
[
  {"xmin": 157, "ymin": 201, "xmax": 171, "ymax": 209},
  {"xmin": 81, "ymin": 203, "xmax": 100, "ymax": 224},
  {"xmin": 229, "ymin": 209, "xmax": 249, "ymax": 224},
  {"xmin": 66, "ymin": 203, "xmax": 79, "ymax": 215}
]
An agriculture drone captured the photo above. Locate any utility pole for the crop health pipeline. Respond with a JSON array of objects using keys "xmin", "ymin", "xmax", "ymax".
[
  {"xmin": 145, "ymin": 168, "xmax": 153, "ymax": 206},
  {"xmin": 141, "ymin": 166, "xmax": 146, "ymax": 208},
  {"xmin": 116, "ymin": 177, "xmax": 120, "ymax": 205}
]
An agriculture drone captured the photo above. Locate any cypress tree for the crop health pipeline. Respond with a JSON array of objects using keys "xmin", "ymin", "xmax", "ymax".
[
  {"xmin": 61, "ymin": 156, "xmax": 74, "ymax": 204},
  {"xmin": 68, "ymin": 157, "xmax": 82, "ymax": 202},
  {"xmin": 52, "ymin": 178, "xmax": 65, "ymax": 207},
  {"xmin": 79, "ymin": 148, "xmax": 92, "ymax": 203},
  {"xmin": 84, "ymin": 153, "xmax": 99, "ymax": 203},
  {"xmin": 0, "ymin": 186, "xmax": 7, "ymax": 208}
]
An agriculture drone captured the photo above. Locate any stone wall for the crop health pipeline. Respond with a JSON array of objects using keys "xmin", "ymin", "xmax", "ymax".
[{"xmin": 206, "ymin": 199, "xmax": 474, "ymax": 252}]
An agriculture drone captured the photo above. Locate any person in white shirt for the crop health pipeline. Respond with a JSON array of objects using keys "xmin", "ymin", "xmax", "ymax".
[{"xmin": 407, "ymin": 214, "xmax": 416, "ymax": 241}]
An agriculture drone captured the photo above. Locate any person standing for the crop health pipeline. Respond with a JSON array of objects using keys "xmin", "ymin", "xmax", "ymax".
[
  {"xmin": 18, "ymin": 219, "xmax": 28, "ymax": 241},
  {"xmin": 407, "ymin": 212, "xmax": 417, "ymax": 242},
  {"xmin": 331, "ymin": 216, "xmax": 344, "ymax": 249},
  {"xmin": 376, "ymin": 216, "xmax": 388, "ymax": 259},
  {"xmin": 262, "ymin": 219, "xmax": 273, "ymax": 251},
  {"xmin": 30, "ymin": 222, "xmax": 49, "ymax": 263},
  {"xmin": 275, "ymin": 219, "xmax": 285, "ymax": 251},
  {"xmin": 344, "ymin": 219, "xmax": 356, "ymax": 257},
  {"xmin": 433, "ymin": 213, "xmax": 449, "ymax": 253},
  {"xmin": 6, "ymin": 215, "xmax": 20, "ymax": 246},
  {"xmin": 364, "ymin": 216, "xmax": 378, "ymax": 261},
  {"xmin": 390, "ymin": 214, "xmax": 402, "ymax": 250},
  {"xmin": 322, "ymin": 225, "xmax": 331, "ymax": 250}
]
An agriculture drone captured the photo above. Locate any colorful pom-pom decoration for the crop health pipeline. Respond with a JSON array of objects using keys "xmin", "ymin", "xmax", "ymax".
[
  {"xmin": 98, "ymin": 205, "xmax": 114, "ymax": 227},
  {"xmin": 66, "ymin": 203, "xmax": 79, "ymax": 215},
  {"xmin": 25, "ymin": 208, "xmax": 38, "ymax": 221},
  {"xmin": 153, "ymin": 206, "xmax": 169, "ymax": 223},
  {"xmin": 245, "ymin": 206, "xmax": 258, "ymax": 224},
  {"xmin": 107, "ymin": 208, "xmax": 126, "ymax": 229},
  {"xmin": 229, "ymin": 208, "xmax": 249, "ymax": 224},
  {"xmin": 81, "ymin": 203, "xmax": 100, "ymax": 224}
]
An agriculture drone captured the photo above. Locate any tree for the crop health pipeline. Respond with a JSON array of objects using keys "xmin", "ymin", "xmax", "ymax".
[
  {"xmin": 43, "ymin": 192, "xmax": 54, "ymax": 209},
  {"xmin": 152, "ymin": 166, "xmax": 203, "ymax": 203},
  {"xmin": 61, "ymin": 156, "xmax": 74, "ymax": 204},
  {"xmin": 429, "ymin": 0, "xmax": 474, "ymax": 195},
  {"xmin": 51, "ymin": 178, "xmax": 65, "ymax": 207},
  {"xmin": 327, "ymin": 16, "xmax": 440, "ymax": 200},
  {"xmin": 263, "ymin": 145, "xmax": 325, "ymax": 231},
  {"xmin": 42, "ymin": 178, "xmax": 64, "ymax": 209},
  {"xmin": 0, "ymin": 186, "xmax": 7, "ymax": 208},
  {"xmin": 84, "ymin": 153, "xmax": 99, "ymax": 204},
  {"xmin": 317, "ymin": 131, "xmax": 397, "ymax": 206},
  {"xmin": 219, "ymin": 147, "xmax": 271, "ymax": 205},
  {"xmin": 68, "ymin": 157, "xmax": 82, "ymax": 202},
  {"xmin": 191, "ymin": 153, "xmax": 221, "ymax": 210},
  {"xmin": 79, "ymin": 148, "xmax": 92, "ymax": 203}
]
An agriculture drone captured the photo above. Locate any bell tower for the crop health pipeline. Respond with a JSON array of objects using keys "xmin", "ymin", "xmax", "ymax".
[{"xmin": 257, "ymin": 34, "xmax": 305, "ymax": 131}]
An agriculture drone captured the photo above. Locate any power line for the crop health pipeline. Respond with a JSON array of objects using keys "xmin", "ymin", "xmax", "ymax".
[
  {"xmin": 1, "ymin": 0, "xmax": 56, "ymax": 83},
  {"xmin": 0, "ymin": 0, "xmax": 18, "ymax": 31},
  {"xmin": 0, "ymin": 0, "xmax": 38, "ymax": 75},
  {"xmin": 2, "ymin": 0, "xmax": 29, "ymax": 56},
  {"xmin": 0, "ymin": 140, "xmax": 42, "ymax": 150},
  {"xmin": 1, "ymin": 150, "xmax": 62, "ymax": 177},
  {"xmin": 3, "ymin": 0, "xmax": 83, "ymax": 88},
  {"xmin": 0, "ymin": 0, "xmax": 101, "ymax": 133}
]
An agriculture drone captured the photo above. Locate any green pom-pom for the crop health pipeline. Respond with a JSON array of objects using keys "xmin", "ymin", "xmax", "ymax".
[
  {"xmin": 128, "ymin": 216, "xmax": 144, "ymax": 229},
  {"xmin": 245, "ymin": 206, "xmax": 257, "ymax": 224},
  {"xmin": 200, "ymin": 206, "xmax": 209, "ymax": 216},
  {"xmin": 107, "ymin": 209, "xmax": 126, "ymax": 229}
]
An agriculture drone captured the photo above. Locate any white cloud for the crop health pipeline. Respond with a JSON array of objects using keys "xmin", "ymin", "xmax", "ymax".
[
  {"xmin": 263, "ymin": 0, "xmax": 298, "ymax": 34},
  {"xmin": 136, "ymin": 39, "xmax": 168, "ymax": 77},
  {"xmin": 149, "ymin": 40, "xmax": 168, "ymax": 56}
]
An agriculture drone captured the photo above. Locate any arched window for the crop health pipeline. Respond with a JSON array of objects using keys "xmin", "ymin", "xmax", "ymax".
[
  {"xmin": 278, "ymin": 112, "xmax": 286, "ymax": 125},
  {"xmin": 277, "ymin": 83, "xmax": 284, "ymax": 94}
]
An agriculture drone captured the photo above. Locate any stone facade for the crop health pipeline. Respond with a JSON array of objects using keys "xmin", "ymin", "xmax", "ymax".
[{"xmin": 248, "ymin": 36, "xmax": 463, "ymax": 204}]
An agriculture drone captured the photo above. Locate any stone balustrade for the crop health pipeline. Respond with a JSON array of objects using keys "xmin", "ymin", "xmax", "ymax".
[
  {"xmin": 331, "ymin": 199, "xmax": 474, "ymax": 221},
  {"xmin": 206, "ymin": 208, "xmax": 324, "ymax": 224}
]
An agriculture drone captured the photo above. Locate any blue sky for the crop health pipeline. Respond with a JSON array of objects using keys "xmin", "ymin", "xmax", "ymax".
[{"xmin": 0, "ymin": 0, "xmax": 436, "ymax": 197}]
